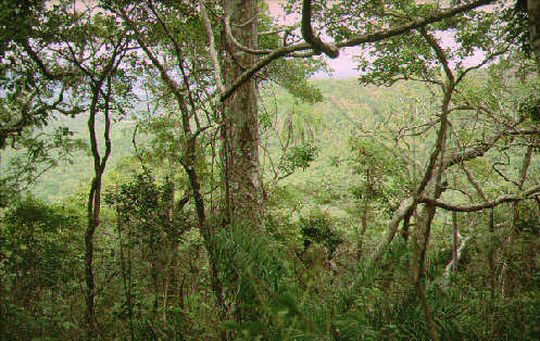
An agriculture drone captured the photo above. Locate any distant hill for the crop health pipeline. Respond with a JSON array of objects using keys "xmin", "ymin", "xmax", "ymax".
[{"xmin": 20, "ymin": 78, "xmax": 424, "ymax": 202}]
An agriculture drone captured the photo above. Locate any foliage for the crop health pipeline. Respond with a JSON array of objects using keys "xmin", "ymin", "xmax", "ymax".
[
  {"xmin": 298, "ymin": 211, "xmax": 343, "ymax": 259},
  {"xmin": 1, "ymin": 0, "xmax": 540, "ymax": 340},
  {"xmin": 0, "ymin": 197, "xmax": 84, "ymax": 339},
  {"xmin": 278, "ymin": 142, "xmax": 319, "ymax": 177}
]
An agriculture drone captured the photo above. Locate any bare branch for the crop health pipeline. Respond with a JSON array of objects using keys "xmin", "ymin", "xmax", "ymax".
[
  {"xmin": 455, "ymin": 42, "xmax": 512, "ymax": 84},
  {"xmin": 462, "ymin": 164, "xmax": 488, "ymax": 201},
  {"xmin": 336, "ymin": 0, "xmax": 494, "ymax": 49},
  {"xmin": 443, "ymin": 118, "xmax": 521, "ymax": 168},
  {"xmin": 507, "ymin": 129, "xmax": 540, "ymax": 135}
]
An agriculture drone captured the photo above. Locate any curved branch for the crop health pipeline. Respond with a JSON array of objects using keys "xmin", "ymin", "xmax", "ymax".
[
  {"xmin": 19, "ymin": 39, "xmax": 74, "ymax": 80},
  {"xmin": 371, "ymin": 195, "xmax": 415, "ymax": 262},
  {"xmin": 301, "ymin": 0, "xmax": 339, "ymax": 58},
  {"xmin": 370, "ymin": 101, "xmax": 520, "ymax": 264},
  {"xmin": 225, "ymin": 14, "xmax": 274, "ymax": 55}
]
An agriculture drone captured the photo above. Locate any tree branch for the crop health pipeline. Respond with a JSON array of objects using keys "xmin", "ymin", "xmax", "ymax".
[
  {"xmin": 224, "ymin": 14, "xmax": 273, "ymax": 55},
  {"xmin": 220, "ymin": 0, "xmax": 494, "ymax": 101},
  {"xmin": 199, "ymin": 0, "xmax": 225, "ymax": 95},
  {"xmin": 301, "ymin": 0, "xmax": 339, "ymax": 58},
  {"xmin": 420, "ymin": 184, "xmax": 540, "ymax": 212}
]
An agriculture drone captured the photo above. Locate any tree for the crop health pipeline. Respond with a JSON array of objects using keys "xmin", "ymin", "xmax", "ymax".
[
  {"xmin": 3, "ymin": 0, "xmax": 539, "ymax": 339},
  {"xmin": 0, "ymin": 0, "xmax": 84, "ymax": 206},
  {"xmin": 199, "ymin": 0, "xmax": 497, "ymax": 232},
  {"xmin": 7, "ymin": 2, "xmax": 136, "ymax": 335},
  {"xmin": 221, "ymin": 0, "xmax": 264, "ymax": 229}
]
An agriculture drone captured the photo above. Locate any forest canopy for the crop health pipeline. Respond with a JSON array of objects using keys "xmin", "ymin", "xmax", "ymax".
[{"xmin": 0, "ymin": 0, "xmax": 539, "ymax": 339}]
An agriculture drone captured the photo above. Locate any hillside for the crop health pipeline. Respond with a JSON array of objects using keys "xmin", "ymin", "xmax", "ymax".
[{"xmin": 25, "ymin": 78, "xmax": 424, "ymax": 203}]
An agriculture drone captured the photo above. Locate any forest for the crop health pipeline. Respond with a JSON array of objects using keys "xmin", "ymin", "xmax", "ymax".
[{"xmin": 0, "ymin": 0, "xmax": 539, "ymax": 339}]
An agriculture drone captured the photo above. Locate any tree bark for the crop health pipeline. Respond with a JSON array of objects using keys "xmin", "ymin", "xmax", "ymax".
[
  {"xmin": 223, "ymin": 0, "xmax": 264, "ymax": 230},
  {"xmin": 528, "ymin": 0, "xmax": 540, "ymax": 72}
]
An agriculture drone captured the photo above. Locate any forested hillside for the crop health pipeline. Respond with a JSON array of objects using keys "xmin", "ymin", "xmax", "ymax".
[
  {"xmin": 1, "ymin": 0, "xmax": 539, "ymax": 340},
  {"xmin": 22, "ymin": 79, "xmax": 416, "ymax": 202}
]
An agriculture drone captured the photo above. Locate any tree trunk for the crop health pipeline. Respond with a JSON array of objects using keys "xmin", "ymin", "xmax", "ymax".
[
  {"xmin": 356, "ymin": 169, "xmax": 371, "ymax": 260},
  {"xmin": 85, "ymin": 79, "xmax": 113, "ymax": 339},
  {"xmin": 115, "ymin": 184, "xmax": 135, "ymax": 340},
  {"xmin": 223, "ymin": 0, "xmax": 264, "ymax": 230},
  {"xmin": 528, "ymin": 0, "xmax": 540, "ymax": 72},
  {"xmin": 452, "ymin": 211, "xmax": 458, "ymax": 272}
]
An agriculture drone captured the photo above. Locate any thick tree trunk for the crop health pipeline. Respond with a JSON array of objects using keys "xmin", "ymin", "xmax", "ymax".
[
  {"xmin": 223, "ymin": 0, "xmax": 264, "ymax": 230},
  {"xmin": 528, "ymin": 0, "xmax": 540, "ymax": 72}
]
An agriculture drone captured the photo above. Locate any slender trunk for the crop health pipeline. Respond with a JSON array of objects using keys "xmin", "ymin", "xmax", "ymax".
[
  {"xmin": 411, "ymin": 86, "xmax": 451, "ymax": 341},
  {"xmin": 0, "ymin": 208, "xmax": 4, "ymax": 339},
  {"xmin": 174, "ymin": 52, "xmax": 226, "ymax": 316},
  {"xmin": 512, "ymin": 145, "xmax": 533, "ymax": 228},
  {"xmin": 401, "ymin": 210, "xmax": 413, "ymax": 242},
  {"xmin": 85, "ymin": 78, "xmax": 113, "ymax": 339},
  {"xmin": 84, "ymin": 180, "xmax": 97, "ymax": 333},
  {"xmin": 488, "ymin": 208, "xmax": 497, "ymax": 339},
  {"xmin": 115, "ymin": 184, "xmax": 135, "ymax": 340},
  {"xmin": 357, "ymin": 170, "xmax": 371, "ymax": 260},
  {"xmin": 488, "ymin": 209, "xmax": 496, "ymax": 298},
  {"xmin": 223, "ymin": 0, "xmax": 263, "ymax": 230},
  {"xmin": 415, "ymin": 278, "xmax": 437, "ymax": 341},
  {"xmin": 127, "ymin": 212, "xmax": 134, "ymax": 332},
  {"xmin": 185, "ymin": 166, "xmax": 225, "ymax": 310},
  {"xmin": 129, "ymin": 17, "xmax": 227, "ymax": 322},
  {"xmin": 501, "ymin": 145, "xmax": 533, "ymax": 298},
  {"xmin": 85, "ymin": 96, "xmax": 100, "ymax": 339},
  {"xmin": 162, "ymin": 188, "xmax": 176, "ymax": 327},
  {"xmin": 413, "ymin": 118, "xmax": 449, "ymax": 341},
  {"xmin": 150, "ymin": 235, "xmax": 159, "ymax": 318},
  {"xmin": 452, "ymin": 211, "xmax": 458, "ymax": 272},
  {"xmin": 414, "ymin": 199, "xmax": 440, "ymax": 341}
]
